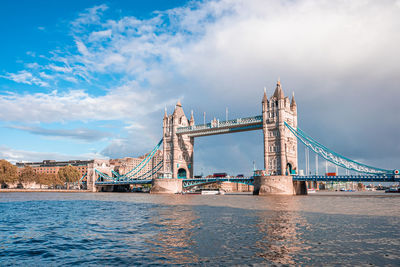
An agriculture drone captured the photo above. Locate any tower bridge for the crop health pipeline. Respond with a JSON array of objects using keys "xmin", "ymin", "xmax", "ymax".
[
  {"xmin": 85, "ymin": 81, "xmax": 399, "ymax": 194},
  {"xmin": 162, "ymin": 80, "xmax": 298, "ymax": 181}
]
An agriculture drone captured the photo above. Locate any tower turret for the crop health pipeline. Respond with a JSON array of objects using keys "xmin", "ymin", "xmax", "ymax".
[
  {"xmin": 189, "ymin": 110, "xmax": 195, "ymax": 126},
  {"xmin": 272, "ymin": 80, "xmax": 284, "ymax": 100},
  {"xmin": 290, "ymin": 92, "xmax": 297, "ymax": 113},
  {"xmin": 262, "ymin": 87, "xmax": 269, "ymax": 171},
  {"xmin": 163, "ymin": 100, "xmax": 194, "ymax": 179},
  {"xmin": 163, "ymin": 107, "xmax": 168, "ymax": 127},
  {"xmin": 263, "ymin": 80, "xmax": 298, "ymax": 176}
]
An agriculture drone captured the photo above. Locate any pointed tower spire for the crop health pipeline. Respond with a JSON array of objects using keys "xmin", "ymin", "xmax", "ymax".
[
  {"xmin": 262, "ymin": 87, "xmax": 268, "ymax": 103},
  {"xmin": 173, "ymin": 99, "xmax": 184, "ymax": 117},
  {"xmin": 273, "ymin": 79, "xmax": 284, "ymax": 99},
  {"xmin": 189, "ymin": 110, "xmax": 195, "ymax": 126},
  {"xmin": 164, "ymin": 106, "xmax": 168, "ymax": 118},
  {"xmin": 291, "ymin": 92, "xmax": 297, "ymax": 110}
]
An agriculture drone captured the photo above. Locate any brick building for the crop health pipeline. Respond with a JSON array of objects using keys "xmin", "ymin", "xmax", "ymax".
[{"xmin": 16, "ymin": 160, "xmax": 92, "ymax": 178}]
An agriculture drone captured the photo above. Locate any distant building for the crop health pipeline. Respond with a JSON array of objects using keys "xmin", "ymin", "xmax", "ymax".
[
  {"xmin": 16, "ymin": 160, "xmax": 93, "ymax": 178},
  {"xmin": 15, "ymin": 150, "xmax": 164, "ymax": 181},
  {"xmin": 110, "ymin": 150, "xmax": 163, "ymax": 179}
]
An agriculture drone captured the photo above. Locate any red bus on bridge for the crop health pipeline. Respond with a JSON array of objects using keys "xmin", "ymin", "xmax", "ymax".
[{"xmin": 213, "ymin": 173, "xmax": 228, "ymax": 178}]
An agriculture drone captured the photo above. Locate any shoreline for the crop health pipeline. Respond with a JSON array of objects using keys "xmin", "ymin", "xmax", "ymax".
[{"xmin": 0, "ymin": 189, "xmax": 88, "ymax": 193}]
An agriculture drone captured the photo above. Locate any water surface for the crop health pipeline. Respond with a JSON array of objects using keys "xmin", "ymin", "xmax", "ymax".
[{"xmin": 0, "ymin": 192, "xmax": 399, "ymax": 266}]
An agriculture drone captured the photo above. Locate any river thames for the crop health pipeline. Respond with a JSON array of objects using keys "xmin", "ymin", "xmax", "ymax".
[{"xmin": 0, "ymin": 191, "xmax": 399, "ymax": 266}]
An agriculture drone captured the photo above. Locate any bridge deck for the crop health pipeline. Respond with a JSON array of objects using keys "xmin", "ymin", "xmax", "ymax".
[
  {"xmin": 94, "ymin": 175, "xmax": 399, "ymax": 187},
  {"xmin": 293, "ymin": 175, "xmax": 399, "ymax": 182},
  {"xmin": 182, "ymin": 177, "xmax": 254, "ymax": 187},
  {"xmin": 95, "ymin": 180, "xmax": 152, "ymax": 186}
]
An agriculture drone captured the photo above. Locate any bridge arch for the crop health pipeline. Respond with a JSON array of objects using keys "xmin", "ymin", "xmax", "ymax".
[
  {"xmin": 286, "ymin": 163, "xmax": 292, "ymax": 175},
  {"xmin": 178, "ymin": 168, "xmax": 187, "ymax": 179}
]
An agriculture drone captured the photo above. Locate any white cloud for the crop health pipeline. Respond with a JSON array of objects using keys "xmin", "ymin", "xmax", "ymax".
[
  {"xmin": 7, "ymin": 125, "xmax": 112, "ymax": 142},
  {"xmin": 47, "ymin": 64, "xmax": 73, "ymax": 73},
  {"xmin": 0, "ymin": 145, "xmax": 106, "ymax": 164},
  {"xmin": 1, "ymin": 0, "xmax": 400, "ymax": 166},
  {"xmin": 1, "ymin": 70, "xmax": 49, "ymax": 87},
  {"xmin": 39, "ymin": 0, "xmax": 400, "ymax": 103},
  {"xmin": 39, "ymin": 72, "xmax": 54, "ymax": 80},
  {"xmin": 0, "ymin": 81, "xmax": 174, "ymax": 123},
  {"xmin": 63, "ymin": 76, "xmax": 78, "ymax": 83},
  {"xmin": 26, "ymin": 62, "xmax": 40, "ymax": 69},
  {"xmin": 75, "ymin": 40, "xmax": 91, "ymax": 57},
  {"xmin": 89, "ymin": 29, "xmax": 112, "ymax": 41},
  {"xmin": 71, "ymin": 4, "xmax": 108, "ymax": 32}
]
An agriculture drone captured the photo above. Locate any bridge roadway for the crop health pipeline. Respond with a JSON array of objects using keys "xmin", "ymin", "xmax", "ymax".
[
  {"xmin": 293, "ymin": 175, "xmax": 399, "ymax": 182},
  {"xmin": 95, "ymin": 180, "xmax": 152, "ymax": 186},
  {"xmin": 94, "ymin": 174, "xmax": 400, "ymax": 187}
]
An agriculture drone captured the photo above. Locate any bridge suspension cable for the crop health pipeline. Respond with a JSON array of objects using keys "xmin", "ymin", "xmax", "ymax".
[
  {"xmin": 120, "ymin": 139, "xmax": 163, "ymax": 179},
  {"xmin": 94, "ymin": 138, "xmax": 164, "ymax": 183},
  {"xmin": 124, "ymin": 160, "xmax": 163, "ymax": 181},
  {"xmin": 95, "ymin": 169, "xmax": 114, "ymax": 181},
  {"xmin": 284, "ymin": 122, "xmax": 394, "ymax": 175}
]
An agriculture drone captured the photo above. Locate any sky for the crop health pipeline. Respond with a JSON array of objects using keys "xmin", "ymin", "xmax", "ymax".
[{"xmin": 0, "ymin": 0, "xmax": 399, "ymax": 176}]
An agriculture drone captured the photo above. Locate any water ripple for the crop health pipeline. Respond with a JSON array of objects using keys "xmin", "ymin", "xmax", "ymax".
[{"xmin": 0, "ymin": 193, "xmax": 399, "ymax": 266}]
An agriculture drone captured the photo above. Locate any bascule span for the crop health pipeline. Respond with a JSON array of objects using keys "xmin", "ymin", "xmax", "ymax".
[{"xmin": 84, "ymin": 81, "xmax": 398, "ymax": 194}]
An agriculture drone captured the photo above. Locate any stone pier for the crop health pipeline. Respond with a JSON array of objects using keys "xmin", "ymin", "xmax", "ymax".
[
  {"xmin": 293, "ymin": 180, "xmax": 308, "ymax": 195},
  {"xmin": 253, "ymin": 176, "xmax": 307, "ymax": 195},
  {"xmin": 150, "ymin": 178, "xmax": 183, "ymax": 194}
]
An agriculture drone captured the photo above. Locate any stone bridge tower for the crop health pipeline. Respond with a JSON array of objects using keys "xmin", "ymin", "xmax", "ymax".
[
  {"xmin": 262, "ymin": 81, "xmax": 298, "ymax": 175},
  {"xmin": 162, "ymin": 101, "xmax": 194, "ymax": 179}
]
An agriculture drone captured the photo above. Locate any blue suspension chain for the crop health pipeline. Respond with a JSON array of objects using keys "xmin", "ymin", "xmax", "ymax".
[
  {"xmin": 284, "ymin": 122, "xmax": 393, "ymax": 174},
  {"xmin": 94, "ymin": 138, "xmax": 163, "ymax": 181},
  {"xmin": 119, "ymin": 139, "xmax": 163, "ymax": 179}
]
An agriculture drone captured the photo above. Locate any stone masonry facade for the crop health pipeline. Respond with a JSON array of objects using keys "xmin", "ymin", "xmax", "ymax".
[
  {"xmin": 263, "ymin": 80, "xmax": 298, "ymax": 175},
  {"xmin": 162, "ymin": 101, "xmax": 194, "ymax": 179}
]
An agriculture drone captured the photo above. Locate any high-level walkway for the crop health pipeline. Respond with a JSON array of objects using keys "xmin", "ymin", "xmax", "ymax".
[{"xmin": 176, "ymin": 115, "xmax": 263, "ymax": 137}]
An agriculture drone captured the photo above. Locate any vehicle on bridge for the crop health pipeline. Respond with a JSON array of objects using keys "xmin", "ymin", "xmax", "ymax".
[{"xmin": 213, "ymin": 173, "xmax": 228, "ymax": 178}]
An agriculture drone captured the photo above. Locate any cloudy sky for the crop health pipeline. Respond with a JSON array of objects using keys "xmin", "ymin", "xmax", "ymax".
[{"xmin": 0, "ymin": 0, "xmax": 399, "ymax": 175}]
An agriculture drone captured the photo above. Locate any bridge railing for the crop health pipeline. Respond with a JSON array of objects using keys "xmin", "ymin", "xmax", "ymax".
[
  {"xmin": 182, "ymin": 176, "xmax": 255, "ymax": 188},
  {"xmin": 177, "ymin": 115, "xmax": 263, "ymax": 134},
  {"xmin": 293, "ymin": 174, "xmax": 398, "ymax": 182},
  {"xmin": 177, "ymin": 123, "xmax": 212, "ymax": 133}
]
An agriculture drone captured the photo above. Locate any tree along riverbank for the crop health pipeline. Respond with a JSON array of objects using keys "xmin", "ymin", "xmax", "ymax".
[
  {"xmin": 1, "ymin": 159, "xmax": 82, "ymax": 189},
  {"xmin": 0, "ymin": 188, "xmax": 87, "ymax": 193}
]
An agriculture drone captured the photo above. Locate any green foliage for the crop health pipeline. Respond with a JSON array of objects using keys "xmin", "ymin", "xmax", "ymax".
[
  {"xmin": 58, "ymin": 165, "xmax": 80, "ymax": 189},
  {"xmin": 0, "ymin": 159, "xmax": 18, "ymax": 185}
]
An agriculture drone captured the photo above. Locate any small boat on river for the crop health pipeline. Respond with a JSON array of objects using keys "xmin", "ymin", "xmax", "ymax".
[
  {"xmin": 201, "ymin": 189, "xmax": 225, "ymax": 195},
  {"xmin": 385, "ymin": 188, "xmax": 400, "ymax": 193}
]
